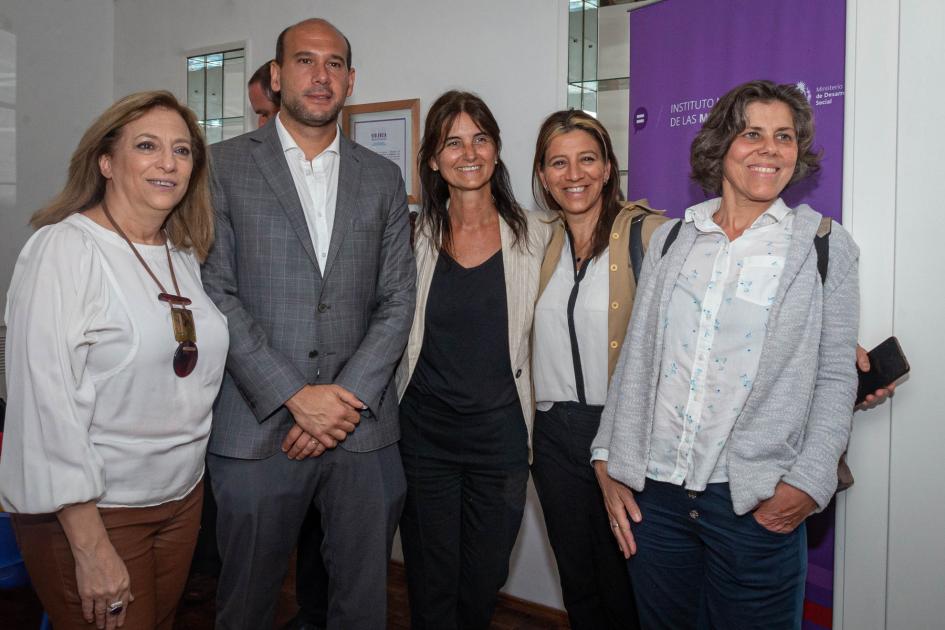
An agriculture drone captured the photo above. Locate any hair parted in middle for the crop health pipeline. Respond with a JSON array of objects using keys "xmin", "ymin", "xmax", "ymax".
[
  {"xmin": 248, "ymin": 60, "xmax": 281, "ymax": 107},
  {"xmin": 690, "ymin": 79, "xmax": 822, "ymax": 196},
  {"xmin": 417, "ymin": 90, "xmax": 528, "ymax": 252},
  {"xmin": 532, "ymin": 109, "xmax": 626, "ymax": 262}
]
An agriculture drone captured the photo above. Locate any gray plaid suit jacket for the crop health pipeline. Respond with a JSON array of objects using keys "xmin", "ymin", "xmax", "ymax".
[{"xmin": 202, "ymin": 122, "xmax": 416, "ymax": 459}]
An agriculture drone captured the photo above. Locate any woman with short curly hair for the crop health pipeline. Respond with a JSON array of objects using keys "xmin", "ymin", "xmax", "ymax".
[{"xmin": 592, "ymin": 79, "xmax": 858, "ymax": 629}]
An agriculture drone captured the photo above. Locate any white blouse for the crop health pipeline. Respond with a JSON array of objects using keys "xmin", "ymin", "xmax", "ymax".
[
  {"xmin": 646, "ymin": 198, "xmax": 793, "ymax": 489},
  {"xmin": 533, "ymin": 239, "xmax": 610, "ymax": 410},
  {"xmin": 1, "ymin": 214, "xmax": 229, "ymax": 513}
]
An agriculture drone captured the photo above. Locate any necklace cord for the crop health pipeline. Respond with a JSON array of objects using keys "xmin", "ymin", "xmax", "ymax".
[{"xmin": 100, "ymin": 200, "xmax": 184, "ymax": 297}]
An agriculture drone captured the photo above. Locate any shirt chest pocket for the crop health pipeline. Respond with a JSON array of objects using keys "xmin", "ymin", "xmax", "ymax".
[{"xmin": 735, "ymin": 255, "xmax": 785, "ymax": 306}]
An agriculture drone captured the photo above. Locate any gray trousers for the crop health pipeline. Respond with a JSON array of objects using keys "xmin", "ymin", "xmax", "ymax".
[{"xmin": 208, "ymin": 443, "xmax": 406, "ymax": 630}]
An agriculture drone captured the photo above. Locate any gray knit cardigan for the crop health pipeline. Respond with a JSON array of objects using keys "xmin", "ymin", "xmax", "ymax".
[{"xmin": 591, "ymin": 202, "xmax": 859, "ymax": 514}]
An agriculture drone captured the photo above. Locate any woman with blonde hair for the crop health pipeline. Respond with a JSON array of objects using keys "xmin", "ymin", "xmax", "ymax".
[
  {"xmin": 1, "ymin": 90, "xmax": 229, "ymax": 630},
  {"xmin": 530, "ymin": 109, "xmax": 666, "ymax": 629}
]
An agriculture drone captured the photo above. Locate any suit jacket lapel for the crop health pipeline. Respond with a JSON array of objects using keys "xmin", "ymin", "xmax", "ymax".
[
  {"xmin": 250, "ymin": 124, "xmax": 320, "ymax": 273},
  {"xmin": 323, "ymin": 134, "xmax": 361, "ymax": 280}
]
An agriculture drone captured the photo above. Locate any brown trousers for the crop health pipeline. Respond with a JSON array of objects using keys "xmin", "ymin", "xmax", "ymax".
[{"xmin": 13, "ymin": 481, "xmax": 203, "ymax": 630}]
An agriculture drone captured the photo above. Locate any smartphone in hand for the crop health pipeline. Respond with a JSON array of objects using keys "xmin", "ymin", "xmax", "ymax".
[{"xmin": 856, "ymin": 336, "xmax": 910, "ymax": 405}]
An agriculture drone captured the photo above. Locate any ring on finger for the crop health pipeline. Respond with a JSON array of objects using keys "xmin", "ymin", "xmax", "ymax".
[
  {"xmin": 611, "ymin": 522, "xmax": 619, "ymax": 530},
  {"xmin": 309, "ymin": 438, "xmax": 317, "ymax": 447},
  {"xmin": 108, "ymin": 601, "xmax": 124, "ymax": 616}
]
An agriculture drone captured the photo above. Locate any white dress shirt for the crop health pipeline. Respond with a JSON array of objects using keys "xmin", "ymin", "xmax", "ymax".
[
  {"xmin": 275, "ymin": 113, "xmax": 341, "ymax": 267},
  {"xmin": 534, "ymin": 240, "xmax": 610, "ymax": 410},
  {"xmin": 0, "ymin": 214, "xmax": 229, "ymax": 512},
  {"xmin": 645, "ymin": 198, "xmax": 794, "ymax": 489}
]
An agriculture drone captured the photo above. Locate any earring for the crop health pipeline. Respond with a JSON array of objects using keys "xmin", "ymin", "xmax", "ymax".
[{"xmin": 494, "ymin": 159, "xmax": 498, "ymax": 165}]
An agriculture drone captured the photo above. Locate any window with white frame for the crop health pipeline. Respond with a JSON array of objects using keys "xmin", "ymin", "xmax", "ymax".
[{"xmin": 187, "ymin": 48, "xmax": 246, "ymax": 144}]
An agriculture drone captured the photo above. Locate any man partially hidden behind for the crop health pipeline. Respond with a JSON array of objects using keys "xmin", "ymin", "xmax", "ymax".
[
  {"xmin": 202, "ymin": 18, "xmax": 415, "ymax": 630},
  {"xmin": 247, "ymin": 60, "xmax": 280, "ymax": 128}
]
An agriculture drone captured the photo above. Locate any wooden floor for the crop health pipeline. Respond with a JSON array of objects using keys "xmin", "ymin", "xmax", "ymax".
[{"xmin": 0, "ymin": 560, "xmax": 569, "ymax": 629}]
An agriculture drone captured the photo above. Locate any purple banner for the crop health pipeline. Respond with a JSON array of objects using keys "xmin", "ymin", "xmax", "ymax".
[
  {"xmin": 628, "ymin": 1, "xmax": 846, "ymax": 627},
  {"xmin": 628, "ymin": 0, "xmax": 846, "ymax": 224}
]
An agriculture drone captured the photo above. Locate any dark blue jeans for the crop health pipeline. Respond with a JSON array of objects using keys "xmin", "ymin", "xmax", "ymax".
[{"xmin": 628, "ymin": 480, "xmax": 806, "ymax": 630}]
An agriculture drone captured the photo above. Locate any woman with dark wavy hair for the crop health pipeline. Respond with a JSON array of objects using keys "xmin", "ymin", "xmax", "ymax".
[
  {"xmin": 394, "ymin": 90, "xmax": 549, "ymax": 629},
  {"xmin": 1, "ymin": 91, "xmax": 229, "ymax": 629},
  {"xmin": 592, "ymin": 79, "xmax": 859, "ymax": 628}
]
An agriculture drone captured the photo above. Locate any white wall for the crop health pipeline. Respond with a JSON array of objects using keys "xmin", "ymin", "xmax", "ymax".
[
  {"xmin": 885, "ymin": 1, "xmax": 945, "ymax": 624},
  {"xmin": 113, "ymin": 0, "xmax": 569, "ymax": 609},
  {"xmin": 0, "ymin": 0, "xmax": 114, "ymax": 308},
  {"xmin": 886, "ymin": 1, "xmax": 945, "ymax": 630},
  {"xmin": 839, "ymin": 1, "xmax": 945, "ymax": 628},
  {"xmin": 113, "ymin": 0, "xmax": 568, "ymax": 215}
]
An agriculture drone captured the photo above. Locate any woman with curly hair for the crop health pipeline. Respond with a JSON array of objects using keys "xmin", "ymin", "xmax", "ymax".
[{"xmin": 592, "ymin": 79, "xmax": 859, "ymax": 629}]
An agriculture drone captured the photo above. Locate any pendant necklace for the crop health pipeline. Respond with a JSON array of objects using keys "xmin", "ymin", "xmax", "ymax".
[{"xmin": 101, "ymin": 200, "xmax": 198, "ymax": 377}]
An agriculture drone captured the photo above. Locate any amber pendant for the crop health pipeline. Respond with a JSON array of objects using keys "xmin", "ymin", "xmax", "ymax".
[
  {"xmin": 170, "ymin": 306, "xmax": 197, "ymax": 343},
  {"xmin": 174, "ymin": 341, "xmax": 198, "ymax": 377}
]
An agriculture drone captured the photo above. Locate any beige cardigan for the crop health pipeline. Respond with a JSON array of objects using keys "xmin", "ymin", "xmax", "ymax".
[
  {"xmin": 395, "ymin": 210, "xmax": 552, "ymax": 442},
  {"xmin": 537, "ymin": 201, "xmax": 667, "ymax": 380}
]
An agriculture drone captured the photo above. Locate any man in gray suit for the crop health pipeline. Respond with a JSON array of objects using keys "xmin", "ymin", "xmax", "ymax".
[{"xmin": 202, "ymin": 18, "xmax": 415, "ymax": 630}]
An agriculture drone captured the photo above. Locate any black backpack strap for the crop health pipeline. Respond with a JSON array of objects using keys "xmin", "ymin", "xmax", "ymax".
[
  {"xmin": 660, "ymin": 219, "xmax": 682, "ymax": 258},
  {"xmin": 813, "ymin": 215, "xmax": 847, "ymax": 494},
  {"xmin": 814, "ymin": 216, "xmax": 832, "ymax": 284},
  {"xmin": 654, "ymin": 217, "xmax": 829, "ymax": 281},
  {"xmin": 628, "ymin": 213, "xmax": 647, "ymax": 284}
]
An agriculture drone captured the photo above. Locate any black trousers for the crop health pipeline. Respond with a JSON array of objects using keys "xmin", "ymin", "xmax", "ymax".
[
  {"xmin": 398, "ymin": 391, "xmax": 529, "ymax": 630},
  {"xmin": 531, "ymin": 402, "xmax": 640, "ymax": 630}
]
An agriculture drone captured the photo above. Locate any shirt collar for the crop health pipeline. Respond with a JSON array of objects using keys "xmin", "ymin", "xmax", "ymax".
[
  {"xmin": 685, "ymin": 197, "xmax": 791, "ymax": 232},
  {"xmin": 275, "ymin": 112, "xmax": 341, "ymax": 161}
]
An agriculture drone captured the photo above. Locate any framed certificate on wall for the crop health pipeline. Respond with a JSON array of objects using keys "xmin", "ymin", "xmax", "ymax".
[{"xmin": 342, "ymin": 98, "xmax": 420, "ymax": 204}]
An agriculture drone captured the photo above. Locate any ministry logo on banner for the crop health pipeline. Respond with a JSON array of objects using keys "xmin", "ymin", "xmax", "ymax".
[{"xmin": 628, "ymin": 0, "xmax": 846, "ymax": 225}]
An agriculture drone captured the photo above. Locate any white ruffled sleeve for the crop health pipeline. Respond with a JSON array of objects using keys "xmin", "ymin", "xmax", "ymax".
[{"xmin": 1, "ymin": 223, "xmax": 111, "ymax": 513}]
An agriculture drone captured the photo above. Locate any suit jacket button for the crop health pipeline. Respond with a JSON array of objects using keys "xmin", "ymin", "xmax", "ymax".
[
  {"xmin": 309, "ymin": 349, "xmax": 319, "ymax": 358},
  {"xmin": 317, "ymin": 303, "xmax": 329, "ymax": 313},
  {"xmin": 515, "ymin": 368, "xmax": 522, "ymax": 378}
]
